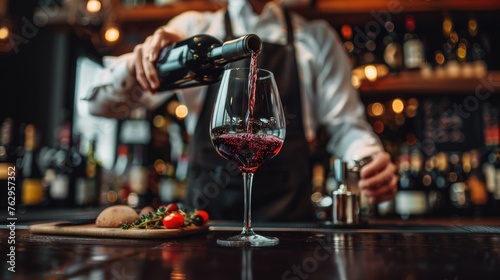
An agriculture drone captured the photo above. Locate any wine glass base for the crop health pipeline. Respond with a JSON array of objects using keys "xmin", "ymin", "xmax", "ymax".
[{"xmin": 217, "ymin": 233, "xmax": 279, "ymax": 247}]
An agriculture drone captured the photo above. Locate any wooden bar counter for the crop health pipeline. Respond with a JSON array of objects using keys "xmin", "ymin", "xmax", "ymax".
[{"xmin": 2, "ymin": 213, "xmax": 500, "ymax": 280}]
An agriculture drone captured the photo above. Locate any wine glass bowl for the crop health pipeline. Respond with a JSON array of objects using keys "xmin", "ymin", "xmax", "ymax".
[{"xmin": 210, "ymin": 68, "xmax": 286, "ymax": 247}]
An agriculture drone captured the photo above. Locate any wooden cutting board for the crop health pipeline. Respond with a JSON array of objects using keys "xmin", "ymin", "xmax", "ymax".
[{"xmin": 29, "ymin": 221, "xmax": 209, "ymax": 239}]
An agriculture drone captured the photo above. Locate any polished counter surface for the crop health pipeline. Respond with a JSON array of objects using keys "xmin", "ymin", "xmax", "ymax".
[{"xmin": 2, "ymin": 214, "xmax": 500, "ymax": 280}]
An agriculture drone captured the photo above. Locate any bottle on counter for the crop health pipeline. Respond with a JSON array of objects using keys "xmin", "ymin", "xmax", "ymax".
[{"xmin": 155, "ymin": 34, "xmax": 262, "ymax": 91}]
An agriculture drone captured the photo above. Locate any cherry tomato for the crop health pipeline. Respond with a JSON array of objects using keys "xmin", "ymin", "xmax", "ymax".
[
  {"xmin": 163, "ymin": 212, "xmax": 184, "ymax": 229},
  {"xmin": 193, "ymin": 210, "xmax": 209, "ymax": 225},
  {"xmin": 164, "ymin": 203, "xmax": 179, "ymax": 212}
]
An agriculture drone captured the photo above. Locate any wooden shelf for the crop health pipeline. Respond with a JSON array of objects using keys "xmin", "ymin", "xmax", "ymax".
[
  {"xmin": 359, "ymin": 70, "xmax": 500, "ymax": 96},
  {"xmin": 113, "ymin": 0, "xmax": 500, "ymax": 23},
  {"xmin": 317, "ymin": 0, "xmax": 500, "ymax": 13},
  {"xmin": 116, "ymin": 1, "xmax": 226, "ymax": 23}
]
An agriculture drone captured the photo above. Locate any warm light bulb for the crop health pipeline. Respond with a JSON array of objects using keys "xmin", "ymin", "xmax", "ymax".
[
  {"xmin": 392, "ymin": 98, "xmax": 404, "ymax": 114},
  {"xmin": 104, "ymin": 27, "xmax": 120, "ymax": 43},
  {"xmin": 364, "ymin": 65, "xmax": 378, "ymax": 82},
  {"xmin": 153, "ymin": 115, "xmax": 166, "ymax": 128},
  {"xmin": 435, "ymin": 51, "xmax": 445, "ymax": 65},
  {"xmin": 443, "ymin": 17, "xmax": 453, "ymax": 38},
  {"xmin": 0, "ymin": 26, "xmax": 9, "ymax": 40},
  {"xmin": 175, "ymin": 105, "xmax": 188, "ymax": 119},
  {"xmin": 86, "ymin": 0, "xmax": 102, "ymax": 13},
  {"xmin": 371, "ymin": 102, "xmax": 385, "ymax": 116}
]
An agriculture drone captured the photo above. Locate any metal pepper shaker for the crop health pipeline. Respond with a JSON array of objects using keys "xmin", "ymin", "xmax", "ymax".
[{"xmin": 331, "ymin": 159, "xmax": 361, "ymax": 225}]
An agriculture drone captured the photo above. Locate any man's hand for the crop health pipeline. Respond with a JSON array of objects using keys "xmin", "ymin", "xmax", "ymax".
[
  {"xmin": 126, "ymin": 28, "xmax": 182, "ymax": 93},
  {"xmin": 358, "ymin": 152, "xmax": 398, "ymax": 204}
]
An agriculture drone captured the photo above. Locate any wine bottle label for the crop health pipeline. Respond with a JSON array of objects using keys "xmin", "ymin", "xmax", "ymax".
[
  {"xmin": 120, "ymin": 120, "xmax": 151, "ymax": 144},
  {"xmin": 50, "ymin": 174, "xmax": 69, "ymax": 199},
  {"xmin": 395, "ymin": 191, "xmax": 427, "ymax": 215},
  {"xmin": 22, "ymin": 179, "xmax": 44, "ymax": 205},
  {"xmin": 404, "ymin": 39, "xmax": 424, "ymax": 69},
  {"xmin": 0, "ymin": 163, "xmax": 13, "ymax": 179}
]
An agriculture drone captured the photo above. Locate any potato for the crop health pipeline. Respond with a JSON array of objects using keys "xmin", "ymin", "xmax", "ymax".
[{"xmin": 95, "ymin": 205, "xmax": 140, "ymax": 228}]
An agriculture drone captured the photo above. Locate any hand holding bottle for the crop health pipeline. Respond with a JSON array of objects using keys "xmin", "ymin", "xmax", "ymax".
[
  {"xmin": 126, "ymin": 27, "xmax": 183, "ymax": 93},
  {"xmin": 358, "ymin": 151, "xmax": 398, "ymax": 204}
]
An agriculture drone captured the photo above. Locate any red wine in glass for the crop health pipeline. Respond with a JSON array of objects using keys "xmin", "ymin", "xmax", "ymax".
[{"xmin": 210, "ymin": 56, "xmax": 285, "ymax": 247}]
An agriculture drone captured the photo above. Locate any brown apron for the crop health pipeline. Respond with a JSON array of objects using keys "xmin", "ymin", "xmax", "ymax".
[{"xmin": 184, "ymin": 9, "xmax": 314, "ymax": 222}]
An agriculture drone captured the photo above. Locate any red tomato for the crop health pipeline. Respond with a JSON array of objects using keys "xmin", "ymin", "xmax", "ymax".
[
  {"xmin": 164, "ymin": 203, "xmax": 179, "ymax": 212},
  {"xmin": 194, "ymin": 210, "xmax": 209, "ymax": 225},
  {"xmin": 163, "ymin": 212, "xmax": 184, "ymax": 229}
]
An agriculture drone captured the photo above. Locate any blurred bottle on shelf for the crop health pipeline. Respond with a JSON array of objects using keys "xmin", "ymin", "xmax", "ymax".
[
  {"xmin": 0, "ymin": 118, "xmax": 17, "ymax": 209},
  {"xmin": 310, "ymin": 163, "xmax": 333, "ymax": 221},
  {"xmin": 395, "ymin": 143, "xmax": 428, "ymax": 219},
  {"xmin": 463, "ymin": 16, "xmax": 488, "ymax": 77},
  {"xmin": 465, "ymin": 149, "xmax": 488, "ymax": 216},
  {"xmin": 75, "ymin": 136, "xmax": 102, "ymax": 207},
  {"xmin": 382, "ymin": 19, "xmax": 403, "ymax": 72},
  {"xmin": 47, "ymin": 122, "xmax": 84, "ymax": 208},
  {"xmin": 448, "ymin": 152, "xmax": 472, "ymax": 215},
  {"xmin": 19, "ymin": 124, "xmax": 45, "ymax": 208},
  {"xmin": 403, "ymin": 15, "xmax": 425, "ymax": 71},
  {"xmin": 113, "ymin": 144, "xmax": 131, "ymax": 204},
  {"xmin": 340, "ymin": 24, "xmax": 357, "ymax": 68}
]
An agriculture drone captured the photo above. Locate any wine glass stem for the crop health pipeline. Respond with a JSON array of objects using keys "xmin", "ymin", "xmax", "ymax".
[{"xmin": 242, "ymin": 172, "xmax": 254, "ymax": 236}]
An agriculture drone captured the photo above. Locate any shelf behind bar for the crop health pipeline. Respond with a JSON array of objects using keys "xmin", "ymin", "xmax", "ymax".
[
  {"xmin": 115, "ymin": 0, "xmax": 500, "ymax": 23},
  {"xmin": 317, "ymin": 0, "xmax": 500, "ymax": 13},
  {"xmin": 359, "ymin": 70, "xmax": 500, "ymax": 96}
]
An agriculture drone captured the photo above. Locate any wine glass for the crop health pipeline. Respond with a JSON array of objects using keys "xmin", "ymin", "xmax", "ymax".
[{"xmin": 210, "ymin": 67, "xmax": 286, "ymax": 247}]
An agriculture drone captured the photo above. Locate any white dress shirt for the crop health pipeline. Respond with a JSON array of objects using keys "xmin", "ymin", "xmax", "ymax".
[{"xmin": 87, "ymin": 0, "xmax": 383, "ymax": 161}]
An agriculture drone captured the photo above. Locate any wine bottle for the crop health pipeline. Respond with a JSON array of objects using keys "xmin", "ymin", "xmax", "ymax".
[
  {"xmin": 448, "ymin": 152, "xmax": 472, "ymax": 215},
  {"xmin": 0, "ymin": 118, "xmax": 17, "ymax": 209},
  {"xmin": 155, "ymin": 34, "xmax": 262, "ymax": 91},
  {"xmin": 19, "ymin": 124, "xmax": 45, "ymax": 207},
  {"xmin": 403, "ymin": 15, "xmax": 425, "ymax": 71},
  {"xmin": 395, "ymin": 144, "xmax": 427, "ymax": 219},
  {"xmin": 75, "ymin": 137, "xmax": 102, "ymax": 207},
  {"xmin": 48, "ymin": 123, "xmax": 80, "ymax": 208}
]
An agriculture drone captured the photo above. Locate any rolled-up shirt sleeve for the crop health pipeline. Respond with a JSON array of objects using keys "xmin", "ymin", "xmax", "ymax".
[
  {"xmin": 85, "ymin": 53, "xmax": 172, "ymax": 119},
  {"xmin": 309, "ymin": 20, "xmax": 383, "ymax": 161}
]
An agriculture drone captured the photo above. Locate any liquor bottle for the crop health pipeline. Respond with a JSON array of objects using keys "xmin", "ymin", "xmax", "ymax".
[
  {"xmin": 403, "ymin": 15, "xmax": 425, "ymax": 71},
  {"xmin": 127, "ymin": 144, "xmax": 150, "ymax": 209},
  {"xmin": 48, "ymin": 123, "xmax": 80, "ymax": 208},
  {"xmin": 448, "ymin": 152, "xmax": 472, "ymax": 215},
  {"xmin": 113, "ymin": 144, "xmax": 131, "ymax": 204},
  {"xmin": 394, "ymin": 144, "xmax": 427, "ymax": 219},
  {"xmin": 465, "ymin": 16, "xmax": 487, "ymax": 76},
  {"xmin": 0, "ymin": 118, "xmax": 17, "ymax": 209},
  {"xmin": 155, "ymin": 34, "xmax": 262, "ymax": 91},
  {"xmin": 382, "ymin": 20, "xmax": 403, "ymax": 72},
  {"xmin": 484, "ymin": 147, "xmax": 500, "ymax": 215},
  {"xmin": 340, "ymin": 24, "xmax": 357, "ymax": 68},
  {"xmin": 75, "ymin": 137, "xmax": 102, "ymax": 207},
  {"xmin": 466, "ymin": 149, "xmax": 488, "ymax": 216},
  {"xmin": 19, "ymin": 124, "xmax": 45, "ymax": 207}
]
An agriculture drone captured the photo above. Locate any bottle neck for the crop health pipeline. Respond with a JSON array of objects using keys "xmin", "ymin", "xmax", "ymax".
[{"xmin": 210, "ymin": 34, "xmax": 262, "ymax": 66}]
